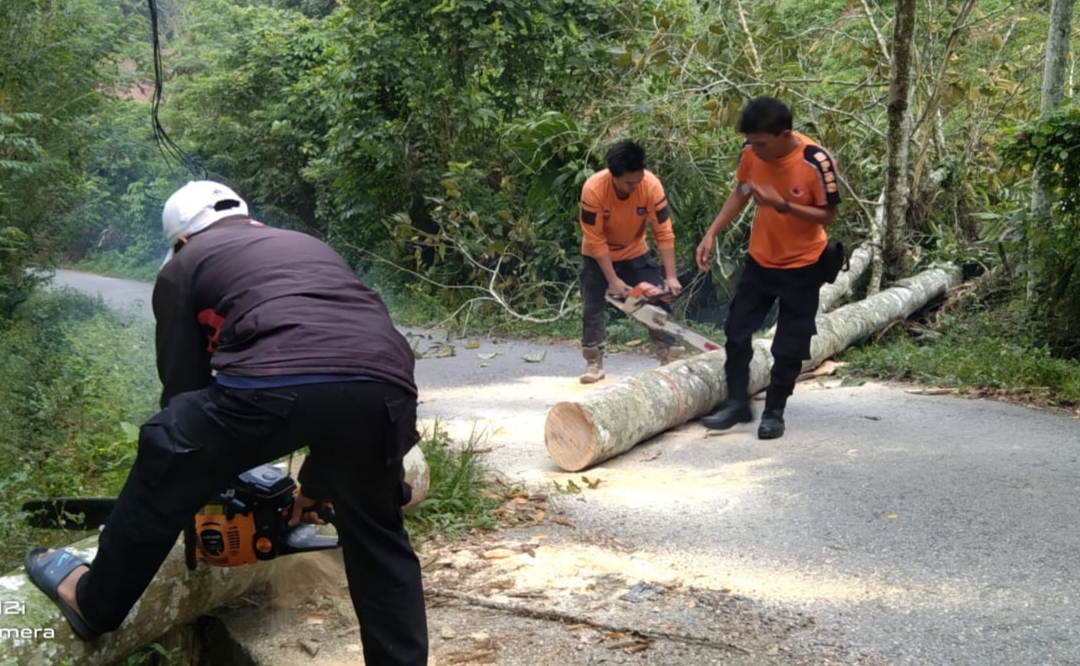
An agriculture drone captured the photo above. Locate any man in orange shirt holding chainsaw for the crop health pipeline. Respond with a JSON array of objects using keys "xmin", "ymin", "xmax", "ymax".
[
  {"xmin": 695, "ymin": 97, "xmax": 841, "ymax": 439},
  {"xmin": 578, "ymin": 139, "xmax": 683, "ymax": 383}
]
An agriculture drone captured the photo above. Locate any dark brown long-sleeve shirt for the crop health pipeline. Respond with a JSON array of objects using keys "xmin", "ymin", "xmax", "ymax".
[{"xmin": 151, "ymin": 217, "xmax": 416, "ymax": 407}]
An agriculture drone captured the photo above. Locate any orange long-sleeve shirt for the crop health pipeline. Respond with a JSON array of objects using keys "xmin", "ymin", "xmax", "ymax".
[{"xmin": 578, "ymin": 169, "xmax": 674, "ymax": 261}]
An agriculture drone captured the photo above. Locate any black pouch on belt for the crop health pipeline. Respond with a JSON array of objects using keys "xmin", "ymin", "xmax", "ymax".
[{"xmin": 819, "ymin": 240, "xmax": 848, "ymax": 284}]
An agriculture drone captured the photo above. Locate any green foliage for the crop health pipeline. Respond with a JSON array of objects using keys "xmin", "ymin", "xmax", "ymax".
[
  {"xmin": 385, "ymin": 161, "xmax": 576, "ymax": 319},
  {"xmin": 0, "ymin": 226, "xmax": 44, "ymax": 316},
  {"xmin": 0, "ymin": 0, "xmax": 144, "ymax": 267},
  {"xmin": 1005, "ymin": 108, "xmax": 1080, "ymax": 214},
  {"xmin": 168, "ymin": 0, "xmax": 328, "ymax": 234},
  {"xmin": 1001, "ymin": 104, "xmax": 1080, "ymax": 355},
  {"xmin": 65, "ymin": 100, "xmax": 181, "ymax": 271},
  {"xmin": 841, "ymin": 308, "xmax": 1080, "ymax": 405},
  {"xmin": 307, "ymin": 0, "xmax": 619, "ymax": 254},
  {"xmin": 0, "ymin": 290, "xmax": 158, "ymax": 570},
  {"xmin": 76, "ymin": 250, "xmax": 162, "ymax": 283},
  {"xmin": 65, "ymin": 0, "xmax": 1057, "ymax": 333},
  {"xmin": 406, "ymin": 422, "xmax": 501, "ymax": 539},
  {"xmin": 120, "ymin": 642, "xmax": 184, "ymax": 666}
]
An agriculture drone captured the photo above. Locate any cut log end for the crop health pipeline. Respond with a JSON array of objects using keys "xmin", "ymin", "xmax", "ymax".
[{"xmin": 545, "ymin": 401, "xmax": 599, "ymax": 472}]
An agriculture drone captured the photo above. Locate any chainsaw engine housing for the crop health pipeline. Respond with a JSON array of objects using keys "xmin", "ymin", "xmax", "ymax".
[{"xmin": 185, "ymin": 464, "xmax": 337, "ymax": 569}]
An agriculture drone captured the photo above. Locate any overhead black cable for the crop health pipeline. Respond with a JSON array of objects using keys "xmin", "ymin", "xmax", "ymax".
[{"xmin": 148, "ymin": 0, "xmax": 205, "ymax": 179}]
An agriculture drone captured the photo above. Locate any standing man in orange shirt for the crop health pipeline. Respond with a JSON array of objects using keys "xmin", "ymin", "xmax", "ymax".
[
  {"xmin": 578, "ymin": 139, "xmax": 683, "ymax": 383},
  {"xmin": 695, "ymin": 97, "xmax": 841, "ymax": 439}
]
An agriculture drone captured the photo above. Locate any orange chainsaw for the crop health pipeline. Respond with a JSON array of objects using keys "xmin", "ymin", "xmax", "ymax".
[
  {"xmin": 23, "ymin": 464, "xmax": 338, "ymax": 570},
  {"xmin": 182, "ymin": 464, "xmax": 338, "ymax": 570},
  {"xmin": 606, "ymin": 282, "xmax": 722, "ymax": 353}
]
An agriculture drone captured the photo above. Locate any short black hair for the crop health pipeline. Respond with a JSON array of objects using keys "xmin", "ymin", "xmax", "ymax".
[
  {"xmin": 738, "ymin": 96, "xmax": 793, "ymax": 135},
  {"xmin": 605, "ymin": 139, "xmax": 647, "ymax": 176}
]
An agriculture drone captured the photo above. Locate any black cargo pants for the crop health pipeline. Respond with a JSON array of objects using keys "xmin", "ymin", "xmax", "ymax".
[
  {"xmin": 580, "ymin": 252, "xmax": 679, "ymax": 353},
  {"xmin": 76, "ymin": 380, "xmax": 428, "ymax": 666},
  {"xmin": 723, "ymin": 254, "xmax": 824, "ymax": 410}
]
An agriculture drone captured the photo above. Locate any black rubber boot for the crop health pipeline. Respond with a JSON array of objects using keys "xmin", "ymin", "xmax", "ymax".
[
  {"xmin": 757, "ymin": 408, "xmax": 786, "ymax": 439},
  {"xmin": 701, "ymin": 400, "xmax": 753, "ymax": 430}
]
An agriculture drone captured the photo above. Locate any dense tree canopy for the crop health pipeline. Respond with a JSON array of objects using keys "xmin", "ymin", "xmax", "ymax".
[{"xmin": 0, "ymin": 0, "xmax": 1076, "ymax": 351}]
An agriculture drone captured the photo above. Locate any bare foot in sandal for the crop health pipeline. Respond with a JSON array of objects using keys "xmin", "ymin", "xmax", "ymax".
[{"xmin": 24, "ymin": 547, "xmax": 96, "ymax": 639}]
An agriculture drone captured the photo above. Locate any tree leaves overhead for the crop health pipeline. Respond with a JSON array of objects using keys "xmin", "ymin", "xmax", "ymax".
[
  {"xmin": 0, "ymin": 0, "xmax": 146, "ymax": 306},
  {"xmin": 0, "ymin": 0, "xmax": 1074, "ymax": 354}
]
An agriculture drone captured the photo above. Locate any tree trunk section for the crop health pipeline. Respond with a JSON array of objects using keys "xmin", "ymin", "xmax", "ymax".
[
  {"xmin": 869, "ymin": 189, "xmax": 886, "ymax": 295},
  {"xmin": 883, "ymin": 0, "xmax": 916, "ymax": 273},
  {"xmin": 1028, "ymin": 0, "xmax": 1076, "ymax": 303},
  {"xmin": 0, "ymin": 447, "xmax": 429, "ymax": 665},
  {"xmin": 546, "ymin": 266, "xmax": 961, "ymax": 472}
]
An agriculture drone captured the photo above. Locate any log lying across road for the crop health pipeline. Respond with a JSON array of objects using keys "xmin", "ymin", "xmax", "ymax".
[
  {"xmin": 0, "ymin": 446, "xmax": 429, "ymax": 666},
  {"xmin": 545, "ymin": 265, "xmax": 961, "ymax": 472}
]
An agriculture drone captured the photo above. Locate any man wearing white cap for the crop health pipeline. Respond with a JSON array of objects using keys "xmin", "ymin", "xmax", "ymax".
[{"xmin": 24, "ymin": 181, "xmax": 429, "ymax": 665}]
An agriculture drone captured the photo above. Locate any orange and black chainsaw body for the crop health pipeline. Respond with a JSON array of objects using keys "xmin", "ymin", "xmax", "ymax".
[
  {"xmin": 23, "ymin": 464, "xmax": 338, "ymax": 570},
  {"xmin": 184, "ymin": 464, "xmax": 337, "ymax": 570}
]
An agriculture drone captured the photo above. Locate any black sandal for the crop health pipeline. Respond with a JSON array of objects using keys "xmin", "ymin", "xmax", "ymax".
[{"xmin": 23, "ymin": 547, "xmax": 100, "ymax": 640}]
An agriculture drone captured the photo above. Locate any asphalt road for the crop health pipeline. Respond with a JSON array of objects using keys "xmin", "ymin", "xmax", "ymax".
[{"xmin": 54, "ymin": 268, "xmax": 1080, "ymax": 666}]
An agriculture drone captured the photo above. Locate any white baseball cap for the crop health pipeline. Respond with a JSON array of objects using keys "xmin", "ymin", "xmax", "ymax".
[{"xmin": 160, "ymin": 181, "xmax": 248, "ymax": 267}]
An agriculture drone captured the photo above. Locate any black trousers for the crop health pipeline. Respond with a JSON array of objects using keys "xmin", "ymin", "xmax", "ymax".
[
  {"xmin": 76, "ymin": 380, "xmax": 428, "ymax": 666},
  {"xmin": 579, "ymin": 253, "xmax": 678, "ymax": 352},
  {"xmin": 723, "ymin": 255, "xmax": 823, "ymax": 409}
]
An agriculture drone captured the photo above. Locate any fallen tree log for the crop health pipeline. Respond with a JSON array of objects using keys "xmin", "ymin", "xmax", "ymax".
[
  {"xmin": 0, "ymin": 446, "xmax": 429, "ymax": 666},
  {"xmin": 545, "ymin": 265, "xmax": 961, "ymax": 472}
]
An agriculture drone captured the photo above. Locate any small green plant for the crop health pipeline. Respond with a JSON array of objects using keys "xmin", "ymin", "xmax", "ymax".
[
  {"xmin": 121, "ymin": 642, "xmax": 184, "ymax": 666},
  {"xmin": 406, "ymin": 422, "xmax": 502, "ymax": 539}
]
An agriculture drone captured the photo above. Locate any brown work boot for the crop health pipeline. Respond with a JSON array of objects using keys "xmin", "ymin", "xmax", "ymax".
[
  {"xmin": 658, "ymin": 345, "xmax": 685, "ymax": 366},
  {"xmin": 579, "ymin": 348, "xmax": 605, "ymax": 384}
]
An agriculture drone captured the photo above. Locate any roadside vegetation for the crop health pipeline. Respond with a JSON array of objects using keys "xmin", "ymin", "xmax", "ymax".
[
  {"xmin": 840, "ymin": 305, "xmax": 1080, "ymax": 408},
  {"xmin": 0, "ymin": 290, "xmax": 157, "ymax": 570}
]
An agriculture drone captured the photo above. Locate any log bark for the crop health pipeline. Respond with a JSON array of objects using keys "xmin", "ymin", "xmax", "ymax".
[
  {"xmin": 0, "ymin": 541, "xmax": 278, "ymax": 666},
  {"xmin": 546, "ymin": 266, "xmax": 961, "ymax": 472},
  {"xmin": 0, "ymin": 446, "xmax": 429, "ymax": 666},
  {"xmin": 868, "ymin": 189, "xmax": 886, "ymax": 295}
]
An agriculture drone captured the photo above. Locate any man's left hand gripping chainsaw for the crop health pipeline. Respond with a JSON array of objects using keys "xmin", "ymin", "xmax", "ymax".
[
  {"xmin": 22, "ymin": 464, "xmax": 338, "ymax": 570},
  {"xmin": 606, "ymin": 282, "xmax": 721, "ymax": 353}
]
